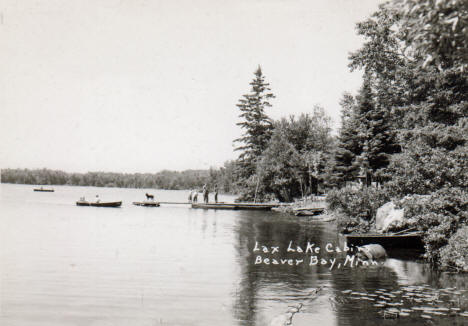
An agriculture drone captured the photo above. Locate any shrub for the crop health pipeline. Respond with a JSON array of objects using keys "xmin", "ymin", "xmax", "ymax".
[
  {"xmin": 327, "ymin": 186, "xmax": 390, "ymax": 233},
  {"xmin": 396, "ymin": 187, "xmax": 468, "ymax": 265},
  {"xmin": 439, "ymin": 226, "xmax": 468, "ymax": 272},
  {"xmin": 386, "ymin": 143, "xmax": 468, "ymax": 198}
]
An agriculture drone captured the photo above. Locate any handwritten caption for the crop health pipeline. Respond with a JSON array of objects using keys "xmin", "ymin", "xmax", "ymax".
[{"xmin": 253, "ymin": 240, "xmax": 383, "ymax": 270}]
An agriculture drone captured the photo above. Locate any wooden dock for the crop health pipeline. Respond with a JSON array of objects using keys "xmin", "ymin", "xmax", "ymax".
[
  {"xmin": 158, "ymin": 202, "xmax": 191, "ymax": 205},
  {"xmin": 133, "ymin": 201, "xmax": 160, "ymax": 207},
  {"xmin": 191, "ymin": 202, "xmax": 279, "ymax": 211},
  {"xmin": 345, "ymin": 232, "xmax": 424, "ymax": 249}
]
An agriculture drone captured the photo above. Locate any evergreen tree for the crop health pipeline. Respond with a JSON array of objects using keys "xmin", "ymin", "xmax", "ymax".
[
  {"xmin": 234, "ymin": 66, "xmax": 275, "ymax": 179},
  {"xmin": 355, "ymin": 74, "xmax": 400, "ymax": 185},
  {"xmin": 384, "ymin": 0, "xmax": 468, "ymax": 196},
  {"xmin": 332, "ymin": 93, "xmax": 361, "ymax": 186}
]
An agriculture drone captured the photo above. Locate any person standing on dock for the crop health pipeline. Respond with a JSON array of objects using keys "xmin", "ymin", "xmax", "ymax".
[
  {"xmin": 214, "ymin": 185, "xmax": 218, "ymax": 203},
  {"xmin": 193, "ymin": 191, "xmax": 198, "ymax": 202},
  {"xmin": 203, "ymin": 184, "xmax": 209, "ymax": 203},
  {"xmin": 188, "ymin": 191, "xmax": 193, "ymax": 202}
]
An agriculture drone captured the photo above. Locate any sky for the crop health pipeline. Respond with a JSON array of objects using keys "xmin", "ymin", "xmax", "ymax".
[{"xmin": 0, "ymin": 0, "xmax": 383, "ymax": 174}]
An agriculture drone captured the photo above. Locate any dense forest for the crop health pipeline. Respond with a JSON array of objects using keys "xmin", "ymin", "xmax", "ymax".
[{"xmin": 228, "ymin": 0, "xmax": 467, "ymax": 271}]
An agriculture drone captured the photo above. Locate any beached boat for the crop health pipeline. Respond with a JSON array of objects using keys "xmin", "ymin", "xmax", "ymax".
[
  {"xmin": 191, "ymin": 202, "xmax": 278, "ymax": 210},
  {"xmin": 76, "ymin": 200, "xmax": 122, "ymax": 207},
  {"xmin": 345, "ymin": 231, "xmax": 424, "ymax": 249},
  {"xmin": 34, "ymin": 187, "xmax": 54, "ymax": 192},
  {"xmin": 133, "ymin": 201, "xmax": 160, "ymax": 207}
]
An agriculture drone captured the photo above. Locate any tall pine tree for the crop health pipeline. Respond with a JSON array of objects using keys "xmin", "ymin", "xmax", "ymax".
[
  {"xmin": 332, "ymin": 93, "xmax": 361, "ymax": 186},
  {"xmin": 333, "ymin": 73, "xmax": 400, "ymax": 187},
  {"xmin": 234, "ymin": 66, "xmax": 275, "ymax": 179}
]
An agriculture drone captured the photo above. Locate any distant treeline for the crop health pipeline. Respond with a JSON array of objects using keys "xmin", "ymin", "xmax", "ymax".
[{"xmin": 0, "ymin": 166, "xmax": 238, "ymax": 192}]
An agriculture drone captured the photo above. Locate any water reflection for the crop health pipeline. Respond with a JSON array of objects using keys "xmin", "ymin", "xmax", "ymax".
[
  {"xmin": 232, "ymin": 211, "xmax": 468, "ymax": 326},
  {"xmin": 233, "ymin": 212, "xmax": 341, "ymax": 325}
]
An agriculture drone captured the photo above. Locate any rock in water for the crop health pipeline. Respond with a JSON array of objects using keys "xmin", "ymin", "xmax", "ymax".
[{"xmin": 357, "ymin": 244, "xmax": 387, "ymax": 260}]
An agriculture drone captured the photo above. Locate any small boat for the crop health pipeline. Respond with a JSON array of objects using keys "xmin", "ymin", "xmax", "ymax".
[
  {"xmin": 133, "ymin": 201, "xmax": 160, "ymax": 207},
  {"xmin": 293, "ymin": 207, "xmax": 325, "ymax": 216},
  {"xmin": 76, "ymin": 200, "xmax": 122, "ymax": 207},
  {"xmin": 34, "ymin": 187, "xmax": 54, "ymax": 192},
  {"xmin": 345, "ymin": 231, "xmax": 424, "ymax": 249}
]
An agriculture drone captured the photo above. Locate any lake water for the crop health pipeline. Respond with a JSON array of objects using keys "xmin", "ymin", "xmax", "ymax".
[{"xmin": 1, "ymin": 184, "xmax": 467, "ymax": 326}]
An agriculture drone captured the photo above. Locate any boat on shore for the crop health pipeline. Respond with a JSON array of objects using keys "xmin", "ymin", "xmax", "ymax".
[
  {"xmin": 76, "ymin": 200, "xmax": 122, "ymax": 207},
  {"xmin": 34, "ymin": 187, "xmax": 54, "ymax": 192},
  {"xmin": 133, "ymin": 201, "xmax": 160, "ymax": 207}
]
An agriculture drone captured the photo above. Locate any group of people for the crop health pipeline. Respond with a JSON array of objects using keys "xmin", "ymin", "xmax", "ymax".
[{"xmin": 188, "ymin": 184, "xmax": 218, "ymax": 203}]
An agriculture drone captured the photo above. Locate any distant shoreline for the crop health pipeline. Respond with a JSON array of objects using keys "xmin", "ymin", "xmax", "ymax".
[{"xmin": 0, "ymin": 168, "xmax": 228, "ymax": 192}]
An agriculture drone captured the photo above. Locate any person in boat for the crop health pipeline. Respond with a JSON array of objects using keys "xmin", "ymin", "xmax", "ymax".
[
  {"xmin": 214, "ymin": 185, "xmax": 218, "ymax": 203},
  {"xmin": 95, "ymin": 195, "xmax": 100, "ymax": 203},
  {"xmin": 193, "ymin": 191, "xmax": 198, "ymax": 202},
  {"xmin": 188, "ymin": 191, "xmax": 193, "ymax": 202}
]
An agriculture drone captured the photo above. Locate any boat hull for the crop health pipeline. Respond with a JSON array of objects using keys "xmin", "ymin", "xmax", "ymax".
[
  {"xmin": 76, "ymin": 201, "xmax": 122, "ymax": 207},
  {"xmin": 345, "ymin": 233, "xmax": 424, "ymax": 250},
  {"xmin": 34, "ymin": 189, "xmax": 54, "ymax": 192}
]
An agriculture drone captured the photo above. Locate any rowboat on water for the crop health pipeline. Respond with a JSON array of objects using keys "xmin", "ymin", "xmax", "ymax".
[
  {"xmin": 76, "ymin": 200, "xmax": 122, "ymax": 207},
  {"xmin": 133, "ymin": 201, "xmax": 160, "ymax": 207},
  {"xmin": 34, "ymin": 187, "xmax": 54, "ymax": 192}
]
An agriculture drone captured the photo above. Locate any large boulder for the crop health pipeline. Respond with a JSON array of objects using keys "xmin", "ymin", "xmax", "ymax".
[
  {"xmin": 376, "ymin": 202, "xmax": 405, "ymax": 232},
  {"xmin": 357, "ymin": 244, "xmax": 387, "ymax": 260}
]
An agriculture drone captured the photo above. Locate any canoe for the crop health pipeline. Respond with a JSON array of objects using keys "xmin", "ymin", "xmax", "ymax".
[
  {"xmin": 133, "ymin": 201, "xmax": 160, "ymax": 207},
  {"xmin": 76, "ymin": 201, "xmax": 122, "ymax": 207},
  {"xmin": 34, "ymin": 188, "xmax": 54, "ymax": 192}
]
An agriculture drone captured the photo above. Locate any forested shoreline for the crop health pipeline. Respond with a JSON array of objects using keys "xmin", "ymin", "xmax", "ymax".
[
  {"xmin": 2, "ymin": 0, "xmax": 466, "ymax": 271},
  {"xmin": 0, "ymin": 167, "xmax": 236, "ymax": 192},
  {"xmin": 227, "ymin": 0, "xmax": 467, "ymax": 272}
]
